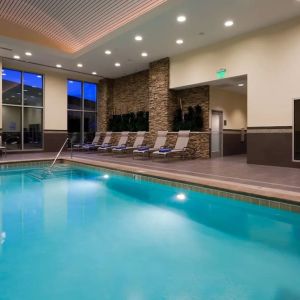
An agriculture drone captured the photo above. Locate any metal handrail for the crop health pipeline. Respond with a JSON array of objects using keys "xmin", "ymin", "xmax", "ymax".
[{"xmin": 48, "ymin": 138, "xmax": 69, "ymax": 171}]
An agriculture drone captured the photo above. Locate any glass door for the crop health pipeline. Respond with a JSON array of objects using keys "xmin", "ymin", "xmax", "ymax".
[{"xmin": 211, "ymin": 110, "xmax": 223, "ymax": 157}]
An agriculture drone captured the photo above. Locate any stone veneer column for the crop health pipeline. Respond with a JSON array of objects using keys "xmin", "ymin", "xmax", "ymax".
[
  {"xmin": 149, "ymin": 58, "xmax": 173, "ymax": 136},
  {"xmin": 0, "ymin": 58, "xmax": 2, "ymax": 132},
  {"xmin": 98, "ymin": 78, "xmax": 113, "ymax": 132}
]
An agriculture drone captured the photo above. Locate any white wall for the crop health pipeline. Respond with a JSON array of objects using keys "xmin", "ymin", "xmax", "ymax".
[
  {"xmin": 210, "ymin": 87, "xmax": 247, "ymax": 130},
  {"xmin": 170, "ymin": 18, "xmax": 300, "ymax": 127},
  {"xmin": 44, "ymin": 71, "xmax": 67, "ymax": 130},
  {"xmin": 1, "ymin": 60, "xmax": 98, "ymax": 131}
]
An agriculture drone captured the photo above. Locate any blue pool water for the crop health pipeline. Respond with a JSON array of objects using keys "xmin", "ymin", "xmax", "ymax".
[{"xmin": 0, "ymin": 164, "xmax": 300, "ymax": 300}]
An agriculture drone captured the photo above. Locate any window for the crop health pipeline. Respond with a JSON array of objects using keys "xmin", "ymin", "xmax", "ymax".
[
  {"xmin": 294, "ymin": 99, "xmax": 300, "ymax": 161},
  {"xmin": 67, "ymin": 80, "xmax": 97, "ymax": 144},
  {"xmin": 2, "ymin": 68, "xmax": 43, "ymax": 150}
]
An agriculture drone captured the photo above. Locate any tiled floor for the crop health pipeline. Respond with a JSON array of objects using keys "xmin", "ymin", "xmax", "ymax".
[{"xmin": 1, "ymin": 151, "xmax": 299, "ymax": 195}]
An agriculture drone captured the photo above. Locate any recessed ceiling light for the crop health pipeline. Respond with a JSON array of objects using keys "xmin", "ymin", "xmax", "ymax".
[
  {"xmin": 224, "ymin": 20, "xmax": 234, "ymax": 27},
  {"xmin": 176, "ymin": 39, "xmax": 184, "ymax": 45},
  {"xmin": 141, "ymin": 52, "xmax": 148, "ymax": 57},
  {"xmin": 177, "ymin": 15, "xmax": 186, "ymax": 23},
  {"xmin": 134, "ymin": 35, "xmax": 143, "ymax": 41},
  {"xmin": 25, "ymin": 52, "xmax": 32, "ymax": 56},
  {"xmin": 238, "ymin": 83, "xmax": 245, "ymax": 87},
  {"xmin": 115, "ymin": 62, "xmax": 121, "ymax": 67},
  {"xmin": 13, "ymin": 55, "xmax": 20, "ymax": 59},
  {"xmin": 77, "ymin": 63, "xmax": 83, "ymax": 68},
  {"xmin": 105, "ymin": 50, "xmax": 112, "ymax": 55},
  {"xmin": 92, "ymin": 71, "xmax": 97, "ymax": 75},
  {"xmin": 56, "ymin": 64, "xmax": 62, "ymax": 68}
]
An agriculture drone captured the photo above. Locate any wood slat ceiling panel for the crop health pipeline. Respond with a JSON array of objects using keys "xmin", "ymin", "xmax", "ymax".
[{"xmin": 0, "ymin": 0, "xmax": 167, "ymax": 53}]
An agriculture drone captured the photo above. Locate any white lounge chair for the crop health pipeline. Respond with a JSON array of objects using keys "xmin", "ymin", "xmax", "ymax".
[
  {"xmin": 133, "ymin": 131, "xmax": 167, "ymax": 159},
  {"xmin": 98, "ymin": 132, "xmax": 129, "ymax": 153},
  {"xmin": 152, "ymin": 130, "xmax": 191, "ymax": 159},
  {"xmin": 0, "ymin": 136, "xmax": 7, "ymax": 157},
  {"xmin": 72, "ymin": 132, "xmax": 101, "ymax": 150},
  {"xmin": 112, "ymin": 131, "xmax": 146, "ymax": 154},
  {"xmin": 82, "ymin": 132, "xmax": 112, "ymax": 151}
]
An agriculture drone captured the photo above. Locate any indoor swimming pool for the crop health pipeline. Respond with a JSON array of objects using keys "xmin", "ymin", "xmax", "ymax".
[{"xmin": 0, "ymin": 163, "xmax": 299, "ymax": 299}]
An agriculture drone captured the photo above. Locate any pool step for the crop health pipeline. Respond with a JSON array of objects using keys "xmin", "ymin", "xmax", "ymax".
[{"xmin": 27, "ymin": 165, "xmax": 77, "ymax": 181}]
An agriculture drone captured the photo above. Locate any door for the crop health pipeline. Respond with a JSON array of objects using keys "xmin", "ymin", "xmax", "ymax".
[
  {"xmin": 211, "ymin": 110, "xmax": 223, "ymax": 157},
  {"xmin": 294, "ymin": 99, "xmax": 300, "ymax": 161}
]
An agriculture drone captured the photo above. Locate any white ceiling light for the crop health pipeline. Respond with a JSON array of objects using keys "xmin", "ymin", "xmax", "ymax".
[
  {"xmin": 115, "ymin": 62, "xmax": 121, "ymax": 67},
  {"xmin": 92, "ymin": 71, "xmax": 97, "ymax": 75},
  {"xmin": 177, "ymin": 15, "xmax": 186, "ymax": 23},
  {"xmin": 36, "ymin": 75, "xmax": 42, "ymax": 78},
  {"xmin": 176, "ymin": 39, "xmax": 184, "ymax": 45},
  {"xmin": 134, "ymin": 35, "xmax": 143, "ymax": 41},
  {"xmin": 224, "ymin": 20, "xmax": 234, "ymax": 27},
  {"xmin": 105, "ymin": 50, "xmax": 112, "ymax": 55},
  {"xmin": 25, "ymin": 51, "xmax": 32, "ymax": 56},
  {"xmin": 13, "ymin": 55, "xmax": 20, "ymax": 59},
  {"xmin": 238, "ymin": 83, "xmax": 245, "ymax": 87},
  {"xmin": 141, "ymin": 52, "xmax": 148, "ymax": 57},
  {"xmin": 77, "ymin": 63, "xmax": 83, "ymax": 68},
  {"xmin": 56, "ymin": 64, "xmax": 62, "ymax": 68}
]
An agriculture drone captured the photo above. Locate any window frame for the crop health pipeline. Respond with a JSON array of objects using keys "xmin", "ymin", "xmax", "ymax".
[
  {"xmin": 67, "ymin": 79, "xmax": 98, "ymax": 144},
  {"xmin": 2, "ymin": 67, "xmax": 44, "ymax": 151}
]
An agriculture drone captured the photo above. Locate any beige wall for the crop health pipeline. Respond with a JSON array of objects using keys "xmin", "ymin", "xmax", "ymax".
[
  {"xmin": 1, "ymin": 60, "xmax": 98, "ymax": 131},
  {"xmin": 44, "ymin": 72, "xmax": 67, "ymax": 130},
  {"xmin": 170, "ymin": 18, "xmax": 300, "ymax": 127},
  {"xmin": 210, "ymin": 87, "xmax": 247, "ymax": 130}
]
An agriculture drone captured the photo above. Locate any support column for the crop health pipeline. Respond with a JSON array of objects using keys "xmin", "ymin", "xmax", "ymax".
[
  {"xmin": 98, "ymin": 78, "xmax": 113, "ymax": 132},
  {"xmin": 149, "ymin": 58, "xmax": 174, "ymax": 136},
  {"xmin": 0, "ymin": 58, "xmax": 2, "ymax": 132}
]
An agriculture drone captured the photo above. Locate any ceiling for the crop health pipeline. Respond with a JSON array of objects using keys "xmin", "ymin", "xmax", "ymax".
[
  {"xmin": 0, "ymin": 0, "xmax": 300, "ymax": 79},
  {"xmin": 0, "ymin": 0, "xmax": 167, "ymax": 53},
  {"xmin": 209, "ymin": 76, "xmax": 247, "ymax": 95}
]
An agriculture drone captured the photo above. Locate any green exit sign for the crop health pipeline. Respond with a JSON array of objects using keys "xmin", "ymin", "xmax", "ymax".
[{"xmin": 216, "ymin": 68, "xmax": 227, "ymax": 79}]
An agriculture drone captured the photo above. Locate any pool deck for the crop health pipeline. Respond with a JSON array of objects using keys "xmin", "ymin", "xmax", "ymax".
[{"xmin": 1, "ymin": 152, "xmax": 300, "ymax": 204}]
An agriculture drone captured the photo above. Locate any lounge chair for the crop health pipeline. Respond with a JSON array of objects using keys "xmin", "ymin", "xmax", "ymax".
[
  {"xmin": 70, "ymin": 133, "xmax": 82, "ymax": 150},
  {"xmin": 112, "ymin": 131, "xmax": 146, "ymax": 154},
  {"xmin": 82, "ymin": 132, "xmax": 112, "ymax": 151},
  {"xmin": 98, "ymin": 131, "xmax": 129, "ymax": 153},
  {"xmin": 152, "ymin": 130, "xmax": 191, "ymax": 159},
  {"xmin": 133, "ymin": 131, "xmax": 167, "ymax": 159},
  {"xmin": 0, "ymin": 136, "xmax": 7, "ymax": 157},
  {"xmin": 72, "ymin": 132, "xmax": 101, "ymax": 151}
]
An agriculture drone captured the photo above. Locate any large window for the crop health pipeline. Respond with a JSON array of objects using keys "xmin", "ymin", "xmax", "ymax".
[
  {"xmin": 67, "ymin": 80, "xmax": 97, "ymax": 144},
  {"xmin": 2, "ymin": 68, "xmax": 43, "ymax": 150},
  {"xmin": 294, "ymin": 99, "xmax": 300, "ymax": 161}
]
